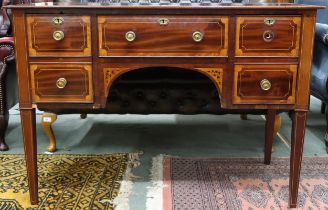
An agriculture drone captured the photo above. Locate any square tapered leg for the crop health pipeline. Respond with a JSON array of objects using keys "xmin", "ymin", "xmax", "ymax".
[
  {"xmin": 289, "ymin": 111, "xmax": 307, "ymax": 208},
  {"xmin": 21, "ymin": 108, "xmax": 38, "ymax": 205}
]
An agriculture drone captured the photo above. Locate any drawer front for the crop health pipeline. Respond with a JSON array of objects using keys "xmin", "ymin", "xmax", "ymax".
[
  {"xmin": 236, "ymin": 16, "xmax": 301, "ymax": 57},
  {"xmin": 31, "ymin": 64, "xmax": 93, "ymax": 103},
  {"xmin": 233, "ymin": 64, "xmax": 297, "ymax": 104},
  {"xmin": 98, "ymin": 16, "xmax": 228, "ymax": 56},
  {"xmin": 27, "ymin": 15, "xmax": 91, "ymax": 56}
]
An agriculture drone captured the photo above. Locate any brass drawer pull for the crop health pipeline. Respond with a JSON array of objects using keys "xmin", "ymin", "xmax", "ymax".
[
  {"xmin": 125, "ymin": 31, "xmax": 136, "ymax": 42},
  {"xmin": 260, "ymin": 79, "xmax": 271, "ymax": 91},
  {"xmin": 56, "ymin": 78, "xmax": 67, "ymax": 89},
  {"xmin": 158, "ymin": 18, "xmax": 169, "ymax": 26},
  {"xmin": 264, "ymin": 18, "xmax": 276, "ymax": 27},
  {"xmin": 192, "ymin": 31, "xmax": 203, "ymax": 42},
  {"xmin": 53, "ymin": 31, "xmax": 65, "ymax": 41},
  {"xmin": 53, "ymin": 17, "xmax": 64, "ymax": 25},
  {"xmin": 263, "ymin": 30, "xmax": 274, "ymax": 42}
]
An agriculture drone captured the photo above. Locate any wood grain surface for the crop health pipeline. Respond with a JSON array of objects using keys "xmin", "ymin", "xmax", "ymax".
[
  {"xmin": 27, "ymin": 15, "xmax": 91, "ymax": 57},
  {"xmin": 233, "ymin": 64, "xmax": 297, "ymax": 104},
  {"xmin": 30, "ymin": 64, "xmax": 93, "ymax": 102},
  {"xmin": 236, "ymin": 16, "xmax": 301, "ymax": 57},
  {"xmin": 98, "ymin": 16, "xmax": 228, "ymax": 56}
]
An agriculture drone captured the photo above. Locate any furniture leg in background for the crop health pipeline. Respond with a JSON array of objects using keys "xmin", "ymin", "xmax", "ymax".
[
  {"xmin": 264, "ymin": 110, "xmax": 278, "ymax": 165},
  {"xmin": 0, "ymin": 59, "xmax": 9, "ymax": 151},
  {"xmin": 241, "ymin": 114, "xmax": 282, "ymax": 135},
  {"xmin": 273, "ymin": 115, "xmax": 282, "ymax": 136},
  {"xmin": 41, "ymin": 112, "xmax": 57, "ymax": 152},
  {"xmin": 0, "ymin": 112, "xmax": 9, "ymax": 151},
  {"xmin": 42, "ymin": 113, "xmax": 88, "ymax": 152},
  {"xmin": 321, "ymin": 102, "xmax": 326, "ymax": 114}
]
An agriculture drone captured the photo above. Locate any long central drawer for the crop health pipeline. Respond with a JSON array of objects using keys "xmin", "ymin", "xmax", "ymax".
[{"xmin": 98, "ymin": 16, "xmax": 228, "ymax": 57}]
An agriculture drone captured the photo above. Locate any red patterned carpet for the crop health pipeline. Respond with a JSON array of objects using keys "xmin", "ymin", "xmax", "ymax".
[{"xmin": 161, "ymin": 157, "xmax": 328, "ymax": 210}]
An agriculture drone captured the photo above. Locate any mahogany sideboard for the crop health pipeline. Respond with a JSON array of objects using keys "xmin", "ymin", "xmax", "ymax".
[{"xmin": 6, "ymin": 2, "xmax": 323, "ymax": 208}]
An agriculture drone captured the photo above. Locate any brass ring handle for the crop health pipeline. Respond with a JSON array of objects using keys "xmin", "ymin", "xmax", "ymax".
[
  {"xmin": 263, "ymin": 30, "xmax": 274, "ymax": 42},
  {"xmin": 56, "ymin": 78, "xmax": 67, "ymax": 89},
  {"xmin": 125, "ymin": 31, "xmax": 136, "ymax": 42},
  {"xmin": 260, "ymin": 79, "xmax": 271, "ymax": 91},
  {"xmin": 53, "ymin": 30, "xmax": 65, "ymax": 41},
  {"xmin": 192, "ymin": 31, "xmax": 203, "ymax": 42}
]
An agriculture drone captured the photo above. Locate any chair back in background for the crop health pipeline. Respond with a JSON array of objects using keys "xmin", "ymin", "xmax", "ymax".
[{"xmin": 297, "ymin": 0, "xmax": 328, "ymax": 24}]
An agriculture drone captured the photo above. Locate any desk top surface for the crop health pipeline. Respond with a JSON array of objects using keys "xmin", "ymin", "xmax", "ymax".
[{"xmin": 5, "ymin": 2, "xmax": 325, "ymax": 10}]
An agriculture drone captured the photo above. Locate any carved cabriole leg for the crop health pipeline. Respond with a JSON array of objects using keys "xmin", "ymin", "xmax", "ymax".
[
  {"xmin": 264, "ymin": 110, "xmax": 277, "ymax": 165},
  {"xmin": 273, "ymin": 114, "xmax": 282, "ymax": 136},
  {"xmin": 0, "ymin": 71, "xmax": 8, "ymax": 151},
  {"xmin": 240, "ymin": 114, "xmax": 248, "ymax": 120},
  {"xmin": 321, "ymin": 102, "xmax": 326, "ymax": 114},
  {"xmin": 41, "ymin": 112, "xmax": 57, "ymax": 153},
  {"xmin": 289, "ymin": 111, "xmax": 307, "ymax": 208},
  {"xmin": 21, "ymin": 108, "xmax": 38, "ymax": 205}
]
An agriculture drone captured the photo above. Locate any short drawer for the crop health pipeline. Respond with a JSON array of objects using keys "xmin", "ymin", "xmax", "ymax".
[
  {"xmin": 236, "ymin": 16, "xmax": 301, "ymax": 57},
  {"xmin": 233, "ymin": 64, "xmax": 297, "ymax": 104},
  {"xmin": 98, "ymin": 16, "xmax": 228, "ymax": 56},
  {"xmin": 27, "ymin": 15, "xmax": 91, "ymax": 56},
  {"xmin": 30, "ymin": 64, "xmax": 93, "ymax": 103}
]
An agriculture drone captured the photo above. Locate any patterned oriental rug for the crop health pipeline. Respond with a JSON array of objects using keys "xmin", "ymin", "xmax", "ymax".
[
  {"xmin": 147, "ymin": 156, "xmax": 328, "ymax": 210},
  {"xmin": 0, "ymin": 154, "xmax": 139, "ymax": 210}
]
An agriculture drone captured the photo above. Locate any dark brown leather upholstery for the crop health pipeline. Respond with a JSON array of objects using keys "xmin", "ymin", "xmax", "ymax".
[
  {"xmin": 107, "ymin": 67, "xmax": 222, "ymax": 114},
  {"xmin": 107, "ymin": 67, "xmax": 267, "ymax": 114},
  {"xmin": 0, "ymin": 0, "xmax": 28, "ymax": 151},
  {"xmin": 0, "ymin": 37, "xmax": 16, "ymax": 151}
]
